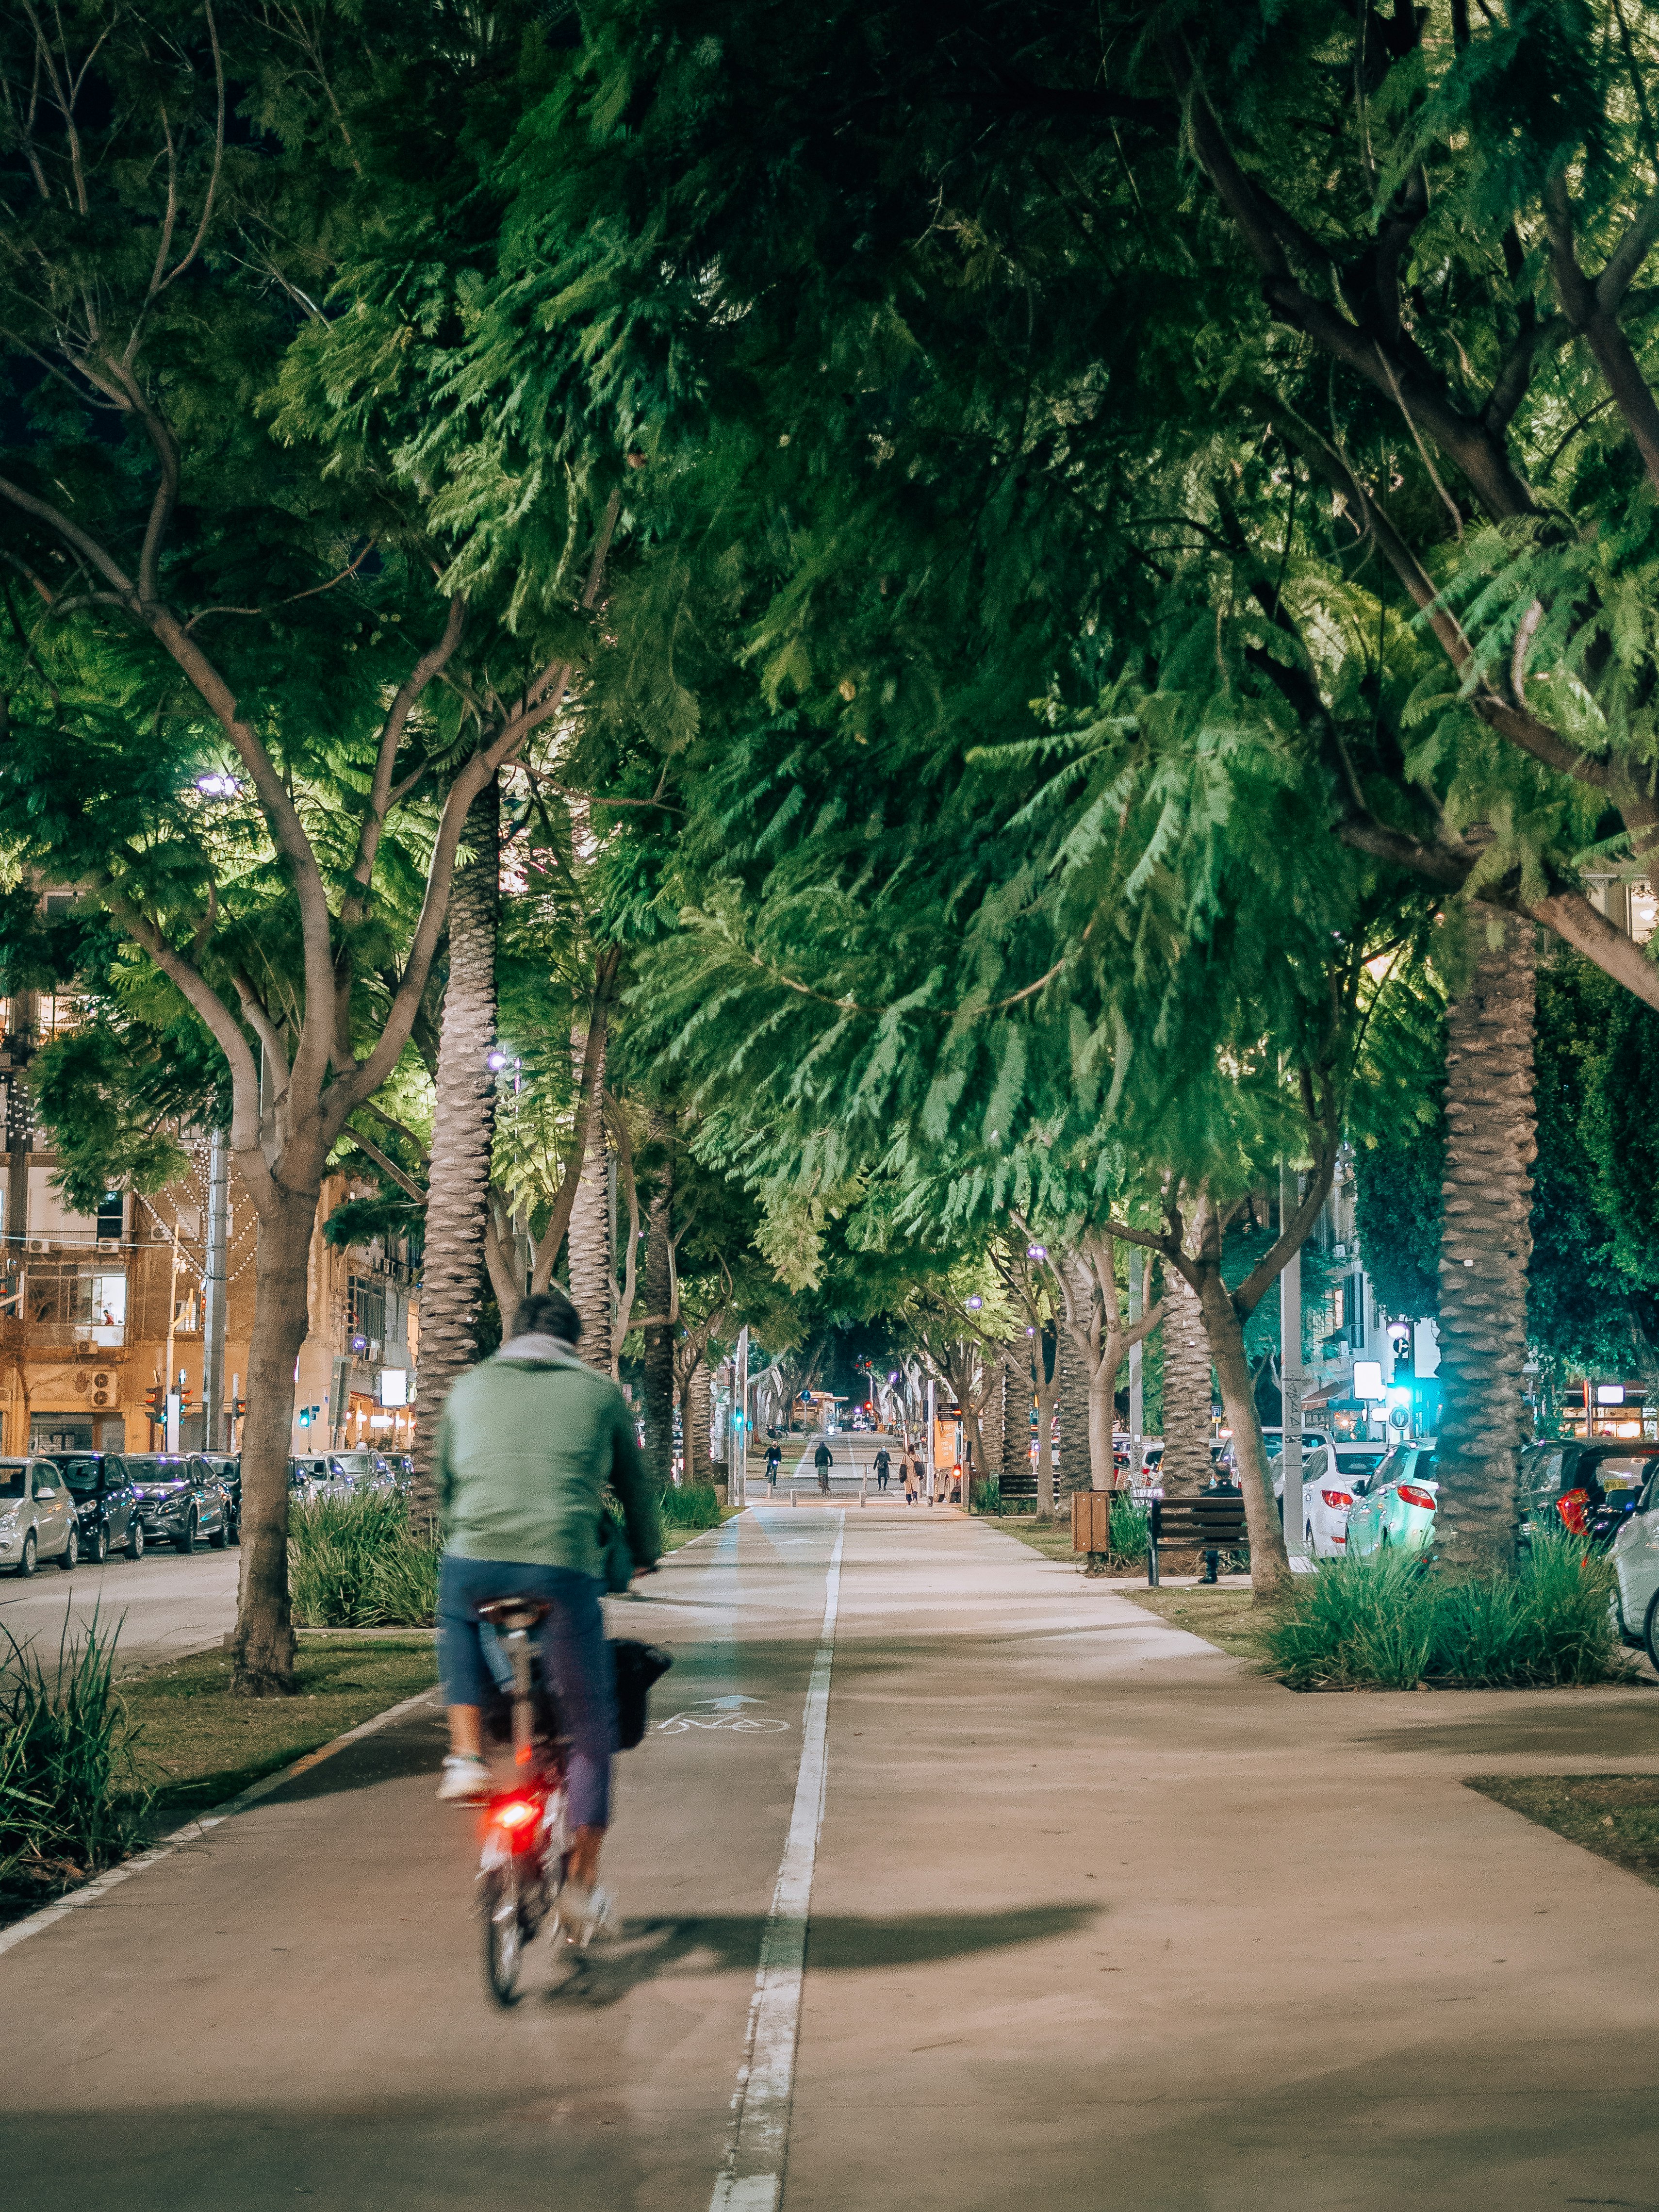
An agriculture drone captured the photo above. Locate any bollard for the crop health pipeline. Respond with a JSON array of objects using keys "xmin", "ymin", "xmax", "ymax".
[
  {"xmin": 861, "ymin": 1467, "xmax": 868, "ymax": 1509},
  {"xmin": 791, "ymin": 1486, "xmax": 798, "ymax": 1508}
]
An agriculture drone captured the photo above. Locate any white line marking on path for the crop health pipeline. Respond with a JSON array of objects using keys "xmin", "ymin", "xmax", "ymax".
[
  {"xmin": 0, "ymin": 1684, "xmax": 440, "ymax": 1962},
  {"xmin": 709, "ymin": 1510, "xmax": 844, "ymax": 2212}
]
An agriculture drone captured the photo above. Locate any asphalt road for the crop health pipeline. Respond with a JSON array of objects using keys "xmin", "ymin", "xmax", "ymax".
[
  {"xmin": 0, "ymin": 1543, "xmax": 240, "ymax": 1675},
  {"xmin": 3, "ymin": 1504, "xmax": 1658, "ymax": 2211}
]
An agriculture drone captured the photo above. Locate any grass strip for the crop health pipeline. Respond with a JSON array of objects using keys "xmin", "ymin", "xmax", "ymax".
[
  {"xmin": 1466, "ymin": 1773, "xmax": 1659, "ymax": 1889},
  {"xmin": 123, "ymin": 1635, "xmax": 437, "ymax": 1823},
  {"xmin": 1118, "ymin": 1584, "xmax": 1272, "ymax": 1659}
]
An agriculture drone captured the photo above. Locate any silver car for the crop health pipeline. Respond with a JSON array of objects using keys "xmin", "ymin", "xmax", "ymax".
[
  {"xmin": 0, "ymin": 1455, "xmax": 80, "ymax": 1576},
  {"xmin": 1611, "ymin": 1462, "xmax": 1659, "ymax": 1671}
]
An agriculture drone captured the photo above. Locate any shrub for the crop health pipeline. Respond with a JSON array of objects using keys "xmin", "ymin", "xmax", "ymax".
[
  {"xmin": 1107, "ymin": 1496, "xmax": 1150, "ymax": 1568},
  {"xmin": 288, "ymin": 1491, "xmax": 440, "ymax": 1628},
  {"xmin": 657, "ymin": 1481, "xmax": 722, "ymax": 1530},
  {"xmin": 1263, "ymin": 1532, "xmax": 1631, "ymax": 1690},
  {"xmin": 0, "ymin": 1619, "xmax": 147, "ymax": 1909}
]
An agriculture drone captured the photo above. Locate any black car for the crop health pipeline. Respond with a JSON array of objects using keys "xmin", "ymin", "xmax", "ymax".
[
  {"xmin": 57, "ymin": 1452, "xmax": 145, "ymax": 1564},
  {"xmin": 1517, "ymin": 1439, "xmax": 1659, "ymax": 1550},
  {"xmin": 124, "ymin": 1454, "xmax": 233, "ymax": 1554},
  {"xmin": 197, "ymin": 1453, "xmax": 242, "ymax": 1540}
]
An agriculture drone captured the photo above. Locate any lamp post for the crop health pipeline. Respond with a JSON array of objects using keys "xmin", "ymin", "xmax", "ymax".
[{"xmin": 1280, "ymin": 1159, "xmax": 1306, "ymax": 1560}]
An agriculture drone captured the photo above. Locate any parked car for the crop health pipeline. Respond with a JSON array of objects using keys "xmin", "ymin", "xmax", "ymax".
[
  {"xmin": 1610, "ymin": 1461, "xmax": 1659, "ymax": 1669},
  {"xmin": 197, "ymin": 1453, "xmax": 241, "ymax": 1540},
  {"xmin": 124, "ymin": 1454, "xmax": 232, "ymax": 1553},
  {"xmin": 0, "ymin": 1456, "xmax": 81, "ymax": 1575},
  {"xmin": 329, "ymin": 1450, "xmax": 393, "ymax": 1491},
  {"xmin": 58, "ymin": 1452, "xmax": 144, "ymax": 1563},
  {"xmin": 1517, "ymin": 1439, "xmax": 1659, "ymax": 1552},
  {"xmin": 288, "ymin": 1453, "xmax": 335, "ymax": 1499},
  {"xmin": 1274, "ymin": 1439, "xmax": 1394, "ymax": 1555},
  {"xmin": 1346, "ymin": 1443, "xmax": 1439, "ymax": 1558}
]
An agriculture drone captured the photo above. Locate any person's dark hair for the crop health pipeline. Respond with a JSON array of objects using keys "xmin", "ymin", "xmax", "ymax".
[{"xmin": 510, "ymin": 1287, "xmax": 582, "ymax": 1344}]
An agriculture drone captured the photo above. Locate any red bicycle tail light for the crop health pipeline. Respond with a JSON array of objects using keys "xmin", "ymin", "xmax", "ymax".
[
  {"xmin": 1319, "ymin": 1489, "xmax": 1353, "ymax": 1509},
  {"xmin": 494, "ymin": 1797, "xmax": 538, "ymax": 1830},
  {"xmin": 1396, "ymin": 1484, "xmax": 1436, "ymax": 1510}
]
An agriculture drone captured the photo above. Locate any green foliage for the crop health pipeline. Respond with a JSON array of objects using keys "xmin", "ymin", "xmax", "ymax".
[
  {"xmin": 0, "ymin": 1620, "xmax": 147, "ymax": 1907},
  {"xmin": 656, "ymin": 1481, "xmax": 723, "ymax": 1530},
  {"xmin": 287, "ymin": 1494, "xmax": 441, "ymax": 1630},
  {"xmin": 1262, "ymin": 1536, "xmax": 1629, "ymax": 1691}
]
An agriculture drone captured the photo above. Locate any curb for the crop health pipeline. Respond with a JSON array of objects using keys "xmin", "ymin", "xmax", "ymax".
[{"xmin": 0, "ymin": 1683, "xmax": 440, "ymax": 1963}]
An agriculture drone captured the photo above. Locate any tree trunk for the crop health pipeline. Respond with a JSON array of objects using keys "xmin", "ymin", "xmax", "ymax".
[
  {"xmin": 688, "ymin": 1358, "xmax": 712, "ymax": 1488},
  {"xmin": 1159, "ymin": 1267, "xmax": 1213, "ymax": 1498},
  {"xmin": 979, "ymin": 1353, "xmax": 1005, "ymax": 1491},
  {"xmin": 641, "ymin": 1109, "xmax": 675, "ymax": 1485},
  {"xmin": 1434, "ymin": 906, "xmax": 1538, "ymax": 1570},
  {"xmin": 566, "ymin": 1022, "xmax": 613, "ymax": 1368},
  {"xmin": 1000, "ymin": 1346, "xmax": 1031, "ymax": 1493},
  {"xmin": 412, "ymin": 782, "xmax": 498, "ymax": 1522},
  {"xmin": 1196, "ymin": 1270, "xmax": 1293, "ymax": 1600},
  {"xmin": 231, "ymin": 1181, "xmax": 317, "ymax": 1695},
  {"xmin": 1088, "ymin": 1352, "xmax": 1119, "ymax": 1490},
  {"xmin": 1054, "ymin": 1316, "xmax": 1091, "ymax": 1498}
]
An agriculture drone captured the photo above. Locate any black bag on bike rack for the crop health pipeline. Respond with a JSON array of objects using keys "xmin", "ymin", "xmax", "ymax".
[{"xmin": 611, "ymin": 1639, "xmax": 673, "ymax": 1750}]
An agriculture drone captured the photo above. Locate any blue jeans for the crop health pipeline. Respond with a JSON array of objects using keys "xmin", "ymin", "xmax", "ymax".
[{"xmin": 437, "ymin": 1555, "xmax": 616, "ymax": 1829}]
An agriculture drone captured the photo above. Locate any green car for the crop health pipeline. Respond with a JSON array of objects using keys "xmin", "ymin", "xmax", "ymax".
[{"xmin": 1345, "ymin": 1444, "xmax": 1439, "ymax": 1558}]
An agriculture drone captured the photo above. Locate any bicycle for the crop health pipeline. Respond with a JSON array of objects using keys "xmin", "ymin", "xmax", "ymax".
[{"xmin": 474, "ymin": 1596, "xmax": 574, "ymax": 2006}]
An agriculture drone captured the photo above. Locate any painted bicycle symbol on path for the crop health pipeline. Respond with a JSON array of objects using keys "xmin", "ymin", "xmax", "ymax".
[{"xmin": 655, "ymin": 1695, "xmax": 791, "ymax": 1735}]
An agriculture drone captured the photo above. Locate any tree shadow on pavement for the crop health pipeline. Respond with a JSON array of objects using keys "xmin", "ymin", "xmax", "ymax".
[{"xmin": 545, "ymin": 1902, "xmax": 1099, "ymax": 2010}]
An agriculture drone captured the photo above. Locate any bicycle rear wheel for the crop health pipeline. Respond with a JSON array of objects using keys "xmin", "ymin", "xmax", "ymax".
[{"xmin": 481, "ymin": 1859, "xmax": 526, "ymax": 2005}]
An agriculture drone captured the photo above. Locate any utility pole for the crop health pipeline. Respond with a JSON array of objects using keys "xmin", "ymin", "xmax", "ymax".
[
  {"xmin": 203, "ymin": 1128, "xmax": 228, "ymax": 1451},
  {"xmin": 926, "ymin": 1376, "xmax": 936, "ymax": 1500},
  {"xmin": 1280, "ymin": 1159, "xmax": 1306, "ymax": 1559}
]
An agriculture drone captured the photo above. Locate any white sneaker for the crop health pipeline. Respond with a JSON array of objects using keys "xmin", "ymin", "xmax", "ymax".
[
  {"xmin": 555, "ymin": 1882, "xmax": 617, "ymax": 1947},
  {"xmin": 437, "ymin": 1754, "xmax": 493, "ymax": 1803}
]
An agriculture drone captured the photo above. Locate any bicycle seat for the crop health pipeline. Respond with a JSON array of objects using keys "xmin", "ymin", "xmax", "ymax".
[{"xmin": 476, "ymin": 1598, "xmax": 552, "ymax": 1631}]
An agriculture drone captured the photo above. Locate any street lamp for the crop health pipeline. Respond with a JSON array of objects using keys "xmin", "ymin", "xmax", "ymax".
[
  {"xmin": 195, "ymin": 773, "xmax": 241, "ymax": 798},
  {"xmin": 966, "ymin": 1294, "xmax": 983, "ymax": 1310},
  {"xmin": 1026, "ymin": 1242, "xmax": 1047, "ymax": 1261}
]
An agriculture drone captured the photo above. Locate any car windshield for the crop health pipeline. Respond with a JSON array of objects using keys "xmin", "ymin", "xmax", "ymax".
[
  {"xmin": 1592, "ymin": 1456, "xmax": 1652, "ymax": 1493},
  {"xmin": 125, "ymin": 1457, "xmax": 188, "ymax": 1484},
  {"xmin": 333, "ymin": 1455, "xmax": 379, "ymax": 1474},
  {"xmin": 1336, "ymin": 1450, "xmax": 1388, "ymax": 1475},
  {"xmin": 60, "ymin": 1457, "xmax": 102, "ymax": 1492},
  {"xmin": 0, "ymin": 1462, "xmax": 24, "ymax": 1500}
]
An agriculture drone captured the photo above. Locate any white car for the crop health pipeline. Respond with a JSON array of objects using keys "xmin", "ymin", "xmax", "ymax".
[
  {"xmin": 1277, "ymin": 1440, "xmax": 1394, "ymax": 1557},
  {"xmin": 1611, "ymin": 1462, "xmax": 1659, "ymax": 1670},
  {"xmin": 0, "ymin": 1455, "xmax": 80, "ymax": 1576}
]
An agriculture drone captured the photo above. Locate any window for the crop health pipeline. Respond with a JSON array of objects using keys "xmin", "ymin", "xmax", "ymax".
[
  {"xmin": 96, "ymin": 1192, "xmax": 124, "ymax": 1241},
  {"xmin": 24, "ymin": 1264, "xmax": 127, "ymax": 1340},
  {"xmin": 348, "ymin": 1274, "xmax": 386, "ymax": 1357}
]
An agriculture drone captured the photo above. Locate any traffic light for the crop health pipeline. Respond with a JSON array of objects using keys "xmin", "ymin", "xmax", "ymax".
[
  {"xmin": 144, "ymin": 1385, "xmax": 165, "ymax": 1419},
  {"xmin": 297, "ymin": 1405, "xmax": 312, "ymax": 1427},
  {"xmin": 233, "ymin": 1397, "xmax": 248, "ymax": 1420},
  {"xmin": 177, "ymin": 1382, "xmax": 194, "ymax": 1413}
]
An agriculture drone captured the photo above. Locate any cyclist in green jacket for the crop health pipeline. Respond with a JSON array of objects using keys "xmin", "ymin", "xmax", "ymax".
[{"xmin": 434, "ymin": 1288, "xmax": 660, "ymax": 1940}]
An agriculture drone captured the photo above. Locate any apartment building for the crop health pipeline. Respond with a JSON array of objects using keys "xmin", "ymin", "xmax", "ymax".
[{"xmin": 0, "ymin": 976, "xmax": 417, "ymax": 1456}]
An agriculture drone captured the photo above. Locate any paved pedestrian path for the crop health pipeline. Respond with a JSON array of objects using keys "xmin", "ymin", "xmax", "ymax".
[{"xmin": 2, "ymin": 1508, "xmax": 1657, "ymax": 2210}]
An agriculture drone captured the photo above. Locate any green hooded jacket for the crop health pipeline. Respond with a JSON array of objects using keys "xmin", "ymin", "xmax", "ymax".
[{"xmin": 437, "ymin": 1341, "xmax": 660, "ymax": 1578}]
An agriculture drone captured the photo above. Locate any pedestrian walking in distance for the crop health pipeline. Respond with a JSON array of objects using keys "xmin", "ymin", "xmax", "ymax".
[
  {"xmin": 903, "ymin": 1456, "xmax": 919, "ymax": 1506},
  {"xmin": 814, "ymin": 1436, "xmax": 833, "ymax": 1494},
  {"xmin": 873, "ymin": 1445, "xmax": 890, "ymax": 1492}
]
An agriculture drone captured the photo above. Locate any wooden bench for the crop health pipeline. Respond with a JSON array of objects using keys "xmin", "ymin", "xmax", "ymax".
[{"xmin": 1148, "ymin": 1489, "xmax": 1249, "ymax": 1586}]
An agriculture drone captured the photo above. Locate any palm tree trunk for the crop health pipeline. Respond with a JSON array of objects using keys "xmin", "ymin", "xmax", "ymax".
[
  {"xmin": 1159, "ymin": 1266, "xmax": 1213, "ymax": 1498},
  {"xmin": 979, "ymin": 1353, "xmax": 1005, "ymax": 1494},
  {"xmin": 1054, "ymin": 1302, "xmax": 1091, "ymax": 1498},
  {"xmin": 1434, "ymin": 905, "xmax": 1538, "ymax": 1569},
  {"xmin": 688, "ymin": 1358, "xmax": 712, "ymax": 1488},
  {"xmin": 411, "ymin": 781, "xmax": 498, "ymax": 1522},
  {"xmin": 1032, "ymin": 1332, "xmax": 1057, "ymax": 1515},
  {"xmin": 566, "ymin": 1018, "xmax": 612, "ymax": 1369},
  {"xmin": 641, "ymin": 1109, "xmax": 676, "ymax": 1484}
]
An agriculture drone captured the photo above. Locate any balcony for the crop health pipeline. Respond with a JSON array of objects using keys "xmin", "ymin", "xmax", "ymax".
[{"xmin": 0, "ymin": 1318, "xmax": 128, "ymax": 1358}]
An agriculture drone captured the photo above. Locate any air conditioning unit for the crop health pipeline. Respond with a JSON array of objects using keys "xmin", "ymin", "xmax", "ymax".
[
  {"xmin": 93, "ymin": 1390, "xmax": 108, "ymax": 1407},
  {"xmin": 27, "ymin": 1238, "xmax": 46, "ymax": 1254},
  {"xmin": 96, "ymin": 1238, "xmax": 118, "ymax": 1253}
]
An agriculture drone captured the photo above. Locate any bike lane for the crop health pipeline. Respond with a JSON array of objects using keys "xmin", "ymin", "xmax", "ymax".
[{"xmin": 0, "ymin": 1508, "xmax": 844, "ymax": 2212}]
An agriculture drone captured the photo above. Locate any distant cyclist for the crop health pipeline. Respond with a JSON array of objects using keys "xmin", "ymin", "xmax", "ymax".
[
  {"xmin": 765, "ymin": 1441, "xmax": 782, "ymax": 1489},
  {"xmin": 873, "ymin": 1446, "xmax": 891, "ymax": 1492},
  {"xmin": 814, "ymin": 1436, "xmax": 833, "ymax": 1494},
  {"xmin": 434, "ymin": 1287, "xmax": 660, "ymax": 1942}
]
